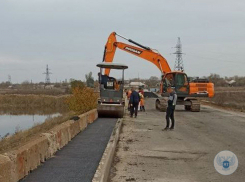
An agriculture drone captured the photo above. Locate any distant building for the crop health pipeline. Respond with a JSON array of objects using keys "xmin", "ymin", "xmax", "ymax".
[
  {"xmin": 38, "ymin": 84, "xmax": 55, "ymax": 89},
  {"xmin": 123, "ymin": 80, "xmax": 130, "ymax": 88},
  {"xmin": 129, "ymin": 82, "xmax": 146, "ymax": 88},
  {"xmin": 44, "ymin": 85, "xmax": 55, "ymax": 89},
  {"xmin": 150, "ymin": 88, "xmax": 160, "ymax": 92},
  {"xmin": 225, "ymin": 80, "xmax": 236, "ymax": 87}
]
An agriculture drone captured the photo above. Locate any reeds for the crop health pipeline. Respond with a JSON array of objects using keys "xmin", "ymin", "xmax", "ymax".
[{"xmin": 0, "ymin": 94, "xmax": 69, "ymax": 112}]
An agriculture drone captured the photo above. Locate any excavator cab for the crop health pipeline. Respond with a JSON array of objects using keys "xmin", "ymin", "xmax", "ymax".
[
  {"xmin": 97, "ymin": 62, "xmax": 128, "ymax": 118},
  {"xmin": 159, "ymin": 71, "xmax": 214, "ymax": 112},
  {"xmin": 162, "ymin": 72, "xmax": 189, "ymax": 98}
]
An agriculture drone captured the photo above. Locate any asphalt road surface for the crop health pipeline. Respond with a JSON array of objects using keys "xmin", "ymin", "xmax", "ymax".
[
  {"xmin": 21, "ymin": 118, "xmax": 117, "ymax": 182},
  {"xmin": 110, "ymin": 98, "xmax": 245, "ymax": 182}
]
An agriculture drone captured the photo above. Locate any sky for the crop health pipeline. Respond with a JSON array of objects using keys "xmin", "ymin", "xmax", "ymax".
[{"xmin": 0, "ymin": 0, "xmax": 244, "ymax": 83}]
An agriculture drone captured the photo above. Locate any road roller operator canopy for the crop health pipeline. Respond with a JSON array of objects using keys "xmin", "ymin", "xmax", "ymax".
[{"xmin": 96, "ymin": 62, "xmax": 128, "ymax": 70}]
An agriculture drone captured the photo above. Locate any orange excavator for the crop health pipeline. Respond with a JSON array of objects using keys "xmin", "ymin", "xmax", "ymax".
[{"xmin": 102, "ymin": 32, "xmax": 214, "ymax": 112}]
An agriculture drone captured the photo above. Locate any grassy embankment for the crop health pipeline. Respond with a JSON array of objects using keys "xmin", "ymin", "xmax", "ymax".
[
  {"xmin": 0, "ymin": 94, "xmax": 69, "ymax": 115},
  {"xmin": 0, "ymin": 86, "xmax": 98, "ymax": 154},
  {"xmin": 0, "ymin": 87, "xmax": 67, "ymax": 95},
  {"xmin": 202, "ymin": 87, "xmax": 245, "ymax": 112}
]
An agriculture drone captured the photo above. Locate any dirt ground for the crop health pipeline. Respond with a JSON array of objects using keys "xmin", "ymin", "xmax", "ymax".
[{"xmin": 109, "ymin": 98, "xmax": 245, "ymax": 182}]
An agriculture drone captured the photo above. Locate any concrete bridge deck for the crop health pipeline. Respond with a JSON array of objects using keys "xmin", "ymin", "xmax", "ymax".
[{"xmin": 110, "ymin": 98, "xmax": 245, "ymax": 182}]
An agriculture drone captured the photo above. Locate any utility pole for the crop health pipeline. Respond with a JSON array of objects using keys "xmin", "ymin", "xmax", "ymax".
[
  {"xmin": 8, "ymin": 75, "xmax": 11, "ymax": 83},
  {"xmin": 43, "ymin": 65, "xmax": 52, "ymax": 85},
  {"xmin": 173, "ymin": 37, "xmax": 184, "ymax": 71}
]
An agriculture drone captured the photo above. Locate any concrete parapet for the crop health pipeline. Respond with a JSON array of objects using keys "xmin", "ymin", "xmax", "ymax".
[
  {"xmin": 0, "ymin": 109, "xmax": 98, "ymax": 182},
  {"xmin": 87, "ymin": 109, "xmax": 98, "ymax": 123},
  {"xmin": 78, "ymin": 113, "xmax": 88, "ymax": 131},
  {"xmin": 0, "ymin": 155, "xmax": 12, "ymax": 182}
]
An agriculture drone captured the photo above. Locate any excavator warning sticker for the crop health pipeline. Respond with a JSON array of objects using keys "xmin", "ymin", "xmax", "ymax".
[
  {"xmin": 124, "ymin": 47, "xmax": 142, "ymax": 55},
  {"xmin": 107, "ymin": 82, "xmax": 113, "ymax": 87}
]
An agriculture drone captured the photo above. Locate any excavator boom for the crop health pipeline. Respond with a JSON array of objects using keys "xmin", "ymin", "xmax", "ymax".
[{"xmin": 103, "ymin": 32, "xmax": 171, "ymax": 75}]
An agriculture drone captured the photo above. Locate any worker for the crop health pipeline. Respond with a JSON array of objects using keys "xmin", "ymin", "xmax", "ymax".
[
  {"xmin": 114, "ymin": 80, "xmax": 119, "ymax": 90},
  {"xmin": 138, "ymin": 88, "xmax": 144, "ymax": 111},
  {"xmin": 129, "ymin": 87, "xmax": 140, "ymax": 118},
  {"xmin": 139, "ymin": 92, "xmax": 145, "ymax": 112},
  {"xmin": 98, "ymin": 72, "xmax": 108, "ymax": 87},
  {"xmin": 126, "ymin": 88, "xmax": 132, "ymax": 111},
  {"xmin": 163, "ymin": 86, "xmax": 177, "ymax": 131},
  {"xmin": 125, "ymin": 88, "xmax": 128, "ymax": 95},
  {"xmin": 139, "ymin": 87, "xmax": 144, "ymax": 94}
]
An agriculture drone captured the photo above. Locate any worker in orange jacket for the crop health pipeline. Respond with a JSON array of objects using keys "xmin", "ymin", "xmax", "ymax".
[
  {"xmin": 139, "ymin": 88, "xmax": 145, "ymax": 112},
  {"xmin": 139, "ymin": 92, "xmax": 145, "ymax": 112}
]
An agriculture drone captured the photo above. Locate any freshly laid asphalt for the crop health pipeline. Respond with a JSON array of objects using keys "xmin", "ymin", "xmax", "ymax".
[{"xmin": 21, "ymin": 118, "xmax": 117, "ymax": 182}]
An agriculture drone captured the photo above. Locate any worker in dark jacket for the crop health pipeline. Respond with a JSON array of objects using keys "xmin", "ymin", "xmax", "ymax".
[
  {"xmin": 98, "ymin": 72, "xmax": 108, "ymax": 87},
  {"xmin": 164, "ymin": 87, "xmax": 177, "ymax": 131},
  {"xmin": 129, "ymin": 88, "xmax": 140, "ymax": 118}
]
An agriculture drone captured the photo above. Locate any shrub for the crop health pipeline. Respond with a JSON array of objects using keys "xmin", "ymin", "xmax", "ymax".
[{"xmin": 66, "ymin": 86, "xmax": 98, "ymax": 114}]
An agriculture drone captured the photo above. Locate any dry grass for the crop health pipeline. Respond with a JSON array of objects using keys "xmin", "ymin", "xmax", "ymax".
[
  {"xmin": 214, "ymin": 86, "xmax": 245, "ymax": 92},
  {"xmin": 0, "ymin": 112, "xmax": 74, "ymax": 154},
  {"xmin": 0, "ymin": 94, "xmax": 69, "ymax": 113},
  {"xmin": 0, "ymin": 88, "xmax": 67, "ymax": 95},
  {"xmin": 0, "ymin": 107, "xmax": 65, "ymax": 115},
  {"xmin": 203, "ymin": 87, "xmax": 245, "ymax": 112}
]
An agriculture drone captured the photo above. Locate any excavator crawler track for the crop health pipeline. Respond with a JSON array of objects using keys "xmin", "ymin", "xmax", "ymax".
[
  {"xmin": 190, "ymin": 100, "xmax": 200, "ymax": 112},
  {"xmin": 155, "ymin": 98, "xmax": 167, "ymax": 112}
]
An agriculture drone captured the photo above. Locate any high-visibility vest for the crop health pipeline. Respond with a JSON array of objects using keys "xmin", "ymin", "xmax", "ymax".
[{"xmin": 139, "ymin": 93, "xmax": 144, "ymax": 99}]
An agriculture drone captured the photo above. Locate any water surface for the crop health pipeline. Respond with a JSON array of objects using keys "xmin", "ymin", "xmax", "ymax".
[{"xmin": 0, "ymin": 113, "xmax": 60, "ymax": 138}]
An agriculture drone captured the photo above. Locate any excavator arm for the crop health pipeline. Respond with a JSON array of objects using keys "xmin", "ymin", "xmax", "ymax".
[{"xmin": 103, "ymin": 32, "xmax": 171, "ymax": 76}]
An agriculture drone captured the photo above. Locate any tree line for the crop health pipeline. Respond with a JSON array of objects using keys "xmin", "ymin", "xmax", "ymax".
[
  {"xmin": 1, "ymin": 73, "xmax": 244, "ymax": 89},
  {"xmin": 203, "ymin": 74, "xmax": 245, "ymax": 87}
]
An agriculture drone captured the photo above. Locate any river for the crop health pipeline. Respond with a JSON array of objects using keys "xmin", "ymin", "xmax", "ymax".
[{"xmin": 0, "ymin": 113, "xmax": 61, "ymax": 139}]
